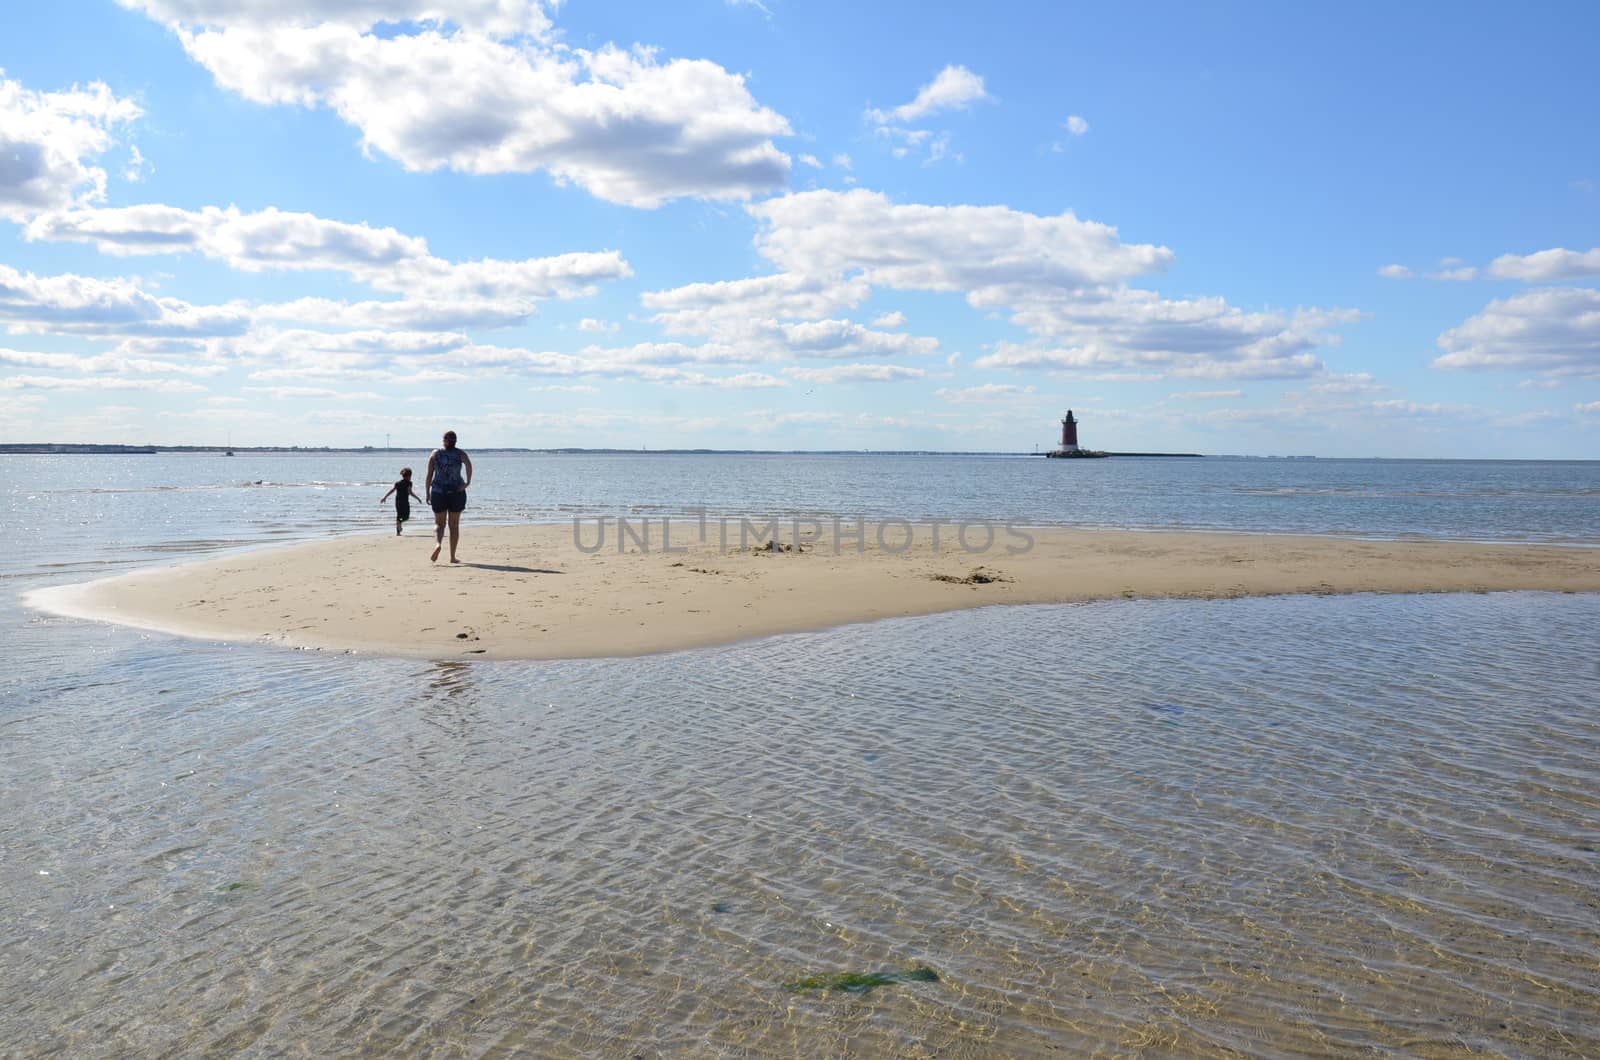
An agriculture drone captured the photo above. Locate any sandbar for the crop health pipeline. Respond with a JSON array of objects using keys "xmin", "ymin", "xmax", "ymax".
[{"xmin": 26, "ymin": 521, "xmax": 1600, "ymax": 660}]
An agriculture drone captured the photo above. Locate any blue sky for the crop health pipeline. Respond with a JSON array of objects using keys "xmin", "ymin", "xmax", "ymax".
[{"xmin": 2, "ymin": 1, "xmax": 1597, "ymax": 457}]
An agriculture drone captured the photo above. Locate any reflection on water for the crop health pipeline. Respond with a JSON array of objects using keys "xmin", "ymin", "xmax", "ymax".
[
  {"xmin": 2, "ymin": 592, "xmax": 1597, "ymax": 1056},
  {"xmin": 421, "ymin": 661, "xmax": 479, "ymax": 739}
]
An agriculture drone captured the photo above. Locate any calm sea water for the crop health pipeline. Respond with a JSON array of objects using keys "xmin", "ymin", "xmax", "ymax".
[{"xmin": 3, "ymin": 453, "xmax": 1598, "ymax": 1056}]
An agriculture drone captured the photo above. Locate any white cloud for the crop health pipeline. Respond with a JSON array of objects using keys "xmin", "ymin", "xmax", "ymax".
[
  {"xmin": 1377, "ymin": 264, "xmax": 1413, "ymax": 279},
  {"xmin": 1309, "ymin": 371, "xmax": 1386, "ymax": 394},
  {"xmin": 242, "ymin": 384, "xmax": 383, "ymax": 399},
  {"xmin": 973, "ymin": 290, "xmax": 1356, "ymax": 380},
  {"xmin": 0, "ymin": 345, "xmax": 225, "ymax": 376},
  {"xmin": 774, "ymin": 319, "xmax": 938, "ymax": 359},
  {"xmin": 123, "ymin": 144, "xmax": 150, "ymax": 183},
  {"xmin": 1576, "ymin": 400, "xmax": 1600, "ymax": 414},
  {"xmin": 1169, "ymin": 389, "xmax": 1241, "ymax": 400},
  {"xmin": 832, "ymin": 153, "xmax": 852, "ymax": 170},
  {"xmin": 115, "ymin": 0, "xmax": 554, "ymax": 35},
  {"xmin": 750, "ymin": 189, "xmax": 1172, "ymax": 291},
  {"xmin": 1064, "ymin": 114, "xmax": 1089, "ymax": 136},
  {"xmin": 935, "ymin": 383, "xmax": 1037, "ymax": 404},
  {"xmin": 577, "ymin": 317, "xmax": 620, "ymax": 333},
  {"xmin": 27, "ymin": 204, "xmax": 631, "ymax": 301},
  {"xmin": 260, "ymin": 295, "xmax": 541, "ymax": 331},
  {"xmin": 530, "ymin": 383, "xmax": 598, "ymax": 393},
  {"xmin": 1429, "ymin": 265, "xmax": 1478, "ymax": 281},
  {"xmin": 1488, "ymin": 247, "xmax": 1600, "ymax": 282},
  {"xmin": 127, "ymin": 4, "xmax": 793, "ymax": 207},
  {"xmin": 867, "ymin": 65, "xmax": 991, "ymax": 124},
  {"xmin": 1434, "ymin": 287, "xmax": 1600, "ymax": 377},
  {"xmin": 0, "ymin": 373, "xmax": 205, "ymax": 393},
  {"xmin": 797, "ymin": 153, "xmax": 822, "ymax": 168},
  {"xmin": 871, "ymin": 310, "xmax": 906, "ymax": 327},
  {"xmin": 0, "ymin": 72, "xmax": 143, "ymax": 219},
  {"xmin": 785, "ymin": 363, "xmax": 925, "ymax": 384},
  {"xmin": 0, "ymin": 263, "xmax": 250, "ymax": 338},
  {"xmin": 645, "ymin": 271, "xmax": 869, "ymax": 325},
  {"xmin": 644, "ymin": 273, "xmax": 938, "ymax": 361},
  {"xmin": 732, "ymin": 189, "xmax": 1355, "ymax": 381}
]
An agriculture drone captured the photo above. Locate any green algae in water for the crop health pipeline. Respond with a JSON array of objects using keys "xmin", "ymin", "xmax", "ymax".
[{"xmin": 782, "ymin": 967, "xmax": 940, "ymax": 994}]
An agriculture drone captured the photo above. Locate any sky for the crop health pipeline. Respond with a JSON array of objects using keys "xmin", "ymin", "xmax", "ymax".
[{"xmin": 1, "ymin": 1, "xmax": 1597, "ymax": 458}]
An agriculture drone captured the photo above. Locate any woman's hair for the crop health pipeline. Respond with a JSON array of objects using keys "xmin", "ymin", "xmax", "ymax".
[
  {"xmin": 400, "ymin": 467, "xmax": 412, "ymax": 477},
  {"xmin": 443, "ymin": 430, "xmax": 457, "ymax": 448}
]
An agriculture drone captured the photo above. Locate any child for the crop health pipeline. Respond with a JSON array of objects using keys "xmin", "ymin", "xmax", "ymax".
[{"xmin": 379, "ymin": 467, "xmax": 423, "ymax": 535}]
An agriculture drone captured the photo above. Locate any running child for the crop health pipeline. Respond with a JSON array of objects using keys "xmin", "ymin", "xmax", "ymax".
[{"xmin": 379, "ymin": 467, "xmax": 423, "ymax": 535}]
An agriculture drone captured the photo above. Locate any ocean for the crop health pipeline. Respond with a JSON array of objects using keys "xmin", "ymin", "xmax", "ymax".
[{"xmin": 3, "ymin": 453, "xmax": 1598, "ymax": 1056}]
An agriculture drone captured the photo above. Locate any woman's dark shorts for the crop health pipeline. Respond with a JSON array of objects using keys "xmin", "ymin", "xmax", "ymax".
[{"xmin": 430, "ymin": 489, "xmax": 466, "ymax": 514}]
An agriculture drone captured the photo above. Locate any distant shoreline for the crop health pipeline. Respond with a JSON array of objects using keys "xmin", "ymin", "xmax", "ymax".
[
  {"xmin": 2, "ymin": 443, "xmax": 1193, "ymax": 457},
  {"xmin": 4, "ymin": 444, "xmax": 1596, "ymax": 462}
]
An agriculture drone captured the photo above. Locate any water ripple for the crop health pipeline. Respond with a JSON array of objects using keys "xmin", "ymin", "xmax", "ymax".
[{"xmin": 1, "ymin": 593, "xmax": 1597, "ymax": 1056}]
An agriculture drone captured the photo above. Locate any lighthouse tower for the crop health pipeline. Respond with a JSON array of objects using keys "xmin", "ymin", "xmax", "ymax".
[{"xmin": 1060, "ymin": 410, "xmax": 1079, "ymax": 453}]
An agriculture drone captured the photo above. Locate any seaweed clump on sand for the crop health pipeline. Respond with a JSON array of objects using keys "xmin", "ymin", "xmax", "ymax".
[
  {"xmin": 782, "ymin": 967, "xmax": 940, "ymax": 994},
  {"xmin": 930, "ymin": 567, "xmax": 1008, "ymax": 585}
]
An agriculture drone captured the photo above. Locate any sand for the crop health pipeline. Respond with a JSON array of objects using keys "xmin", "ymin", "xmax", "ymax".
[{"xmin": 26, "ymin": 519, "xmax": 1600, "ymax": 660}]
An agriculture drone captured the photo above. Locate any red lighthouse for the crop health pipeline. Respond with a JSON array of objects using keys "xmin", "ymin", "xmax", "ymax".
[{"xmin": 1060, "ymin": 410, "xmax": 1079, "ymax": 452}]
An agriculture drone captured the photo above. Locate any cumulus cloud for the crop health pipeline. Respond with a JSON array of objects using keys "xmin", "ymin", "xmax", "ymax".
[
  {"xmin": 27, "ymin": 204, "xmax": 631, "ymax": 301},
  {"xmin": 935, "ymin": 383, "xmax": 1037, "ymax": 404},
  {"xmin": 115, "ymin": 0, "xmax": 555, "ymax": 35},
  {"xmin": 1488, "ymin": 247, "xmax": 1600, "ymax": 282},
  {"xmin": 0, "ymin": 373, "xmax": 205, "ymax": 393},
  {"xmin": 0, "ymin": 72, "xmax": 143, "ymax": 219},
  {"xmin": 1433, "ymin": 287, "xmax": 1600, "ymax": 377},
  {"xmin": 1377, "ymin": 264, "xmax": 1413, "ymax": 279},
  {"xmin": 1169, "ymin": 389, "xmax": 1241, "ymax": 400},
  {"xmin": 1064, "ymin": 115, "xmax": 1089, "ymax": 136},
  {"xmin": 750, "ymin": 189, "xmax": 1172, "ymax": 291},
  {"xmin": 866, "ymin": 65, "xmax": 991, "ymax": 124},
  {"xmin": 0, "ymin": 264, "xmax": 250, "ymax": 338},
  {"xmin": 260, "ymin": 294, "xmax": 542, "ymax": 331},
  {"xmin": 0, "ymin": 345, "xmax": 225, "ymax": 376},
  {"xmin": 1309, "ymin": 371, "xmax": 1386, "ymax": 394},
  {"xmin": 785, "ymin": 363, "xmax": 925, "ymax": 384},
  {"xmin": 710, "ymin": 189, "xmax": 1354, "ymax": 381},
  {"xmin": 973, "ymin": 289, "xmax": 1358, "ymax": 380},
  {"xmin": 121, "ymin": 1, "xmax": 792, "ymax": 207},
  {"xmin": 644, "ymin": 271, "xmax": 870, "ymax": 333},
  {"xmin": 871, "ymin": 310, "xmax": 906, "ymax": 327},
  {"xmin": 242, "ymin": 384, "xmax": 383, "ymax": 399}
]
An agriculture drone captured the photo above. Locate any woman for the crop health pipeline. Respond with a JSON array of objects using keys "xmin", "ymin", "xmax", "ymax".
[{"xmin": 424, "ymin": 429, "xmax": 473, "ymax": 563}]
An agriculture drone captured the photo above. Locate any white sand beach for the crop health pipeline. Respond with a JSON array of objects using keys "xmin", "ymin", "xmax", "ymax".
[{"xmin": 28, "ymin": 521, "xmax": 1600, "ymax": 660}]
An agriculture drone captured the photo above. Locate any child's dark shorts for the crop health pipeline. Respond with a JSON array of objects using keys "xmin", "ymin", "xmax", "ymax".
[{"xmin": 396, "ymin": 500, "xmax": 410, "ymax": 522}]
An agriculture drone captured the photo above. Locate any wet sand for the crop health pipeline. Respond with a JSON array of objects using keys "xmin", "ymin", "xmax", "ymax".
[{"xmin": 26, "ymin": 521, "xmax": 1600, "ymax": 659}]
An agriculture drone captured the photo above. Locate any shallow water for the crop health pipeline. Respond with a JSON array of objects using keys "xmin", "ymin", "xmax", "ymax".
[
  {"xmin": 3, "ymin": 454, "xmax": 1598, "ymax": 1056},
  {"xmin": 4, "ymin": 594, "xmax": 1599, "ymax": 1056}
]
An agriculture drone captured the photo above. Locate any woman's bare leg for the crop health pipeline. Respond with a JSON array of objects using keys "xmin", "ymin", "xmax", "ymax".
[
  {"xmin": 447, "ymin": 510, "xmax": 462, "ymax": 562},
  {"xmin": 431, "ymin": 510, "xmax": 446, "ymax": 562}
]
